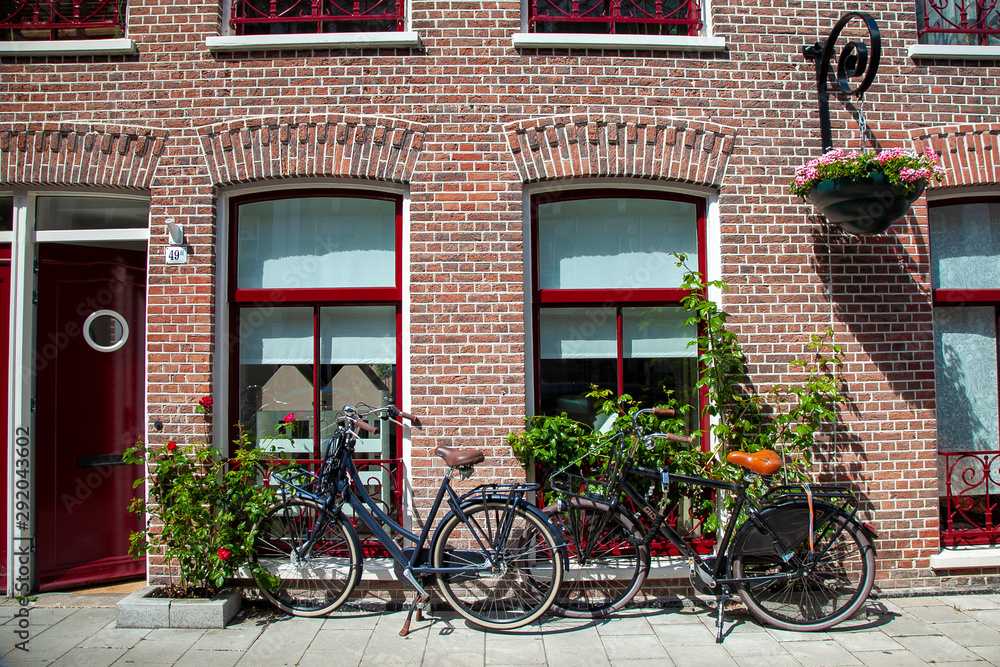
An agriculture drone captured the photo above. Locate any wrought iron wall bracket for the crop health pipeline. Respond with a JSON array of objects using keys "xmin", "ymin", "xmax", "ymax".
[{"xmin": 802, "ymin": 12, "xmax": 882, "ymax": 151}]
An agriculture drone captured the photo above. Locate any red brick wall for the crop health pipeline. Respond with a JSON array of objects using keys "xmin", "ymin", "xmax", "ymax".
[{"xmin": 4, "ymin": 0, "xmax": 1000, "ymax": 592}]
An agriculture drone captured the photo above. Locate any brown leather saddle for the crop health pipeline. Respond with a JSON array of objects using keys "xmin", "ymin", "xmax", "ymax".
[
  {"xmin": 435, "ymin": 445, "xmax": 485, "ymax": 468},
  {"xmin": 725, "ymin": 449, "xmax": 782, "ymax": 476}
]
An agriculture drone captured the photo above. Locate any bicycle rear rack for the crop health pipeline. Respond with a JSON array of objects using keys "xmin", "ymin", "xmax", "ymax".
[
  {"xmin": 270, "ymin": 465, "xmax": 326, "ymax": 501},
  {"xmin": 761, "ymin": 484, "xmax": 860, "ymax": 516}
]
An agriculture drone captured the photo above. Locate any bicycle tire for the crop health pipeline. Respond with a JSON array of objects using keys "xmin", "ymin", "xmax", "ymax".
[
  {"xmin": 731, "ymin": 503, "xmax": 875, "ymax": 631},
  {"xmin": 433, "ymin": 500, "xmax": 564, "ymax": 629},
  {"xmin": 251, "ymin": 498, "xmax": 361, "ymax": 617},
  {"xmin": 542, "ymin": 498, "xmax": 649, "ymax": 618}
]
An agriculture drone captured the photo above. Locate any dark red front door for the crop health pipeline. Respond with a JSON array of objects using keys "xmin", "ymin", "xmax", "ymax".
[
  {"xmin": 1, "ymin": 248, "xmax": 10, "ymax": 592},
  {"xmin": 35, "ymin": 244, "xmax": 146, "ymax": 589}
]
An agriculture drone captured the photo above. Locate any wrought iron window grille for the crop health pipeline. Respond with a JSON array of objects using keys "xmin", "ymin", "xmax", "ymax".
[
  {"xmin": 527, "ymin": 0, "xmax": 702, "ymax": 35},
  {"xmin": 228, "ymin": 0, "xmax": 404, "ymax": 35},
  {"xmin": 1, "ymin": 0, "xmax": 125, "ymax": 41},
  {"xmin": 917, "ymin": 0, "xmax": 1000, "ymax": 46}
]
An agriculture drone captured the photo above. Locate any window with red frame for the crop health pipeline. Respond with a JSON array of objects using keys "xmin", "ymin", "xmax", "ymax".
[
  {"xmin": 1, "ymin": 0, "xmax": 126, "ymax": 41},
  {"xmin": 528, "ymin": 0, "xmax": 703, "ymax": 35},
  {"xmin": 229, "ymin": 192, "xmax": 402, "ymax": 469},
  {"xmin": 228, "ymin": 0, "xmax": 403, "ymax": 35},
  {"xmin": 930, "ymin": 198, "xmax": 1000, "ymax": 544},
  {"xmin": 531, "ymin": 191, "xmax": 705, "ymax": 430}
]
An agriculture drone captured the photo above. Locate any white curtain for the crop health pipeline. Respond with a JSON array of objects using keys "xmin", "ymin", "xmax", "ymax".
[
  {"xmin": 931, "ymin": 202, "xmax": 1000, "ymax": 290},
  {"xmin": 237, "ymin": 196, "xmax": 395, "ymax": 290},
  {"xmin": 623, "ymin": 307, "xmax": 696, "ymax": 358},
  {"xmin": 320, "ymin": 306, "xmax": 396, "ymax": 364},
  {"xmin": 537, "ymin": 198, "xmax": 698, "ymax": 290},
  {"xmin": 239, "ymin": 307, "xmax": 313, "ymax": 364},
  {"xmin": 540, "ymin": 308, "xmax": 616, "ymax": 359}
]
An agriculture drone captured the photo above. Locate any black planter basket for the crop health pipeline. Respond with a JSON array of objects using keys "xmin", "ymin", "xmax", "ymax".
[{"xmin": 806, "ymin": 172, "xmax": 925, "ymax": 235}]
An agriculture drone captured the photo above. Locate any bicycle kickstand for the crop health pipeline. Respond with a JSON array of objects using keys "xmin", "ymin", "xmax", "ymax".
[
  {"xmin": 399, "ymin": 593, "xmax": 431, "ymax": 637},
  {"xmin": 714, "ymin": 587, "xmax": 730, "ymax": 644}
]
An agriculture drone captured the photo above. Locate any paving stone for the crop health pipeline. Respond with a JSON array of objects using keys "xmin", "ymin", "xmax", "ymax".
[
  {"xmin": 829, "ymin": 629, "xmax": 903, "ymax": 652},
  {"xmin": 236, "ymin": 616, "xmax": 324, "ymax": 666},
  {"xmin": 189, "ymin": 625, "xmax": 264, "ymax": 652},
  {"xmin": 599, "ymin": 634, "xmax": 668, "ymax": 661},
  {"xmin": 731, "ymin": 655, "xmax": 802, "ymax": 667},
  {"xmin": 897, "ymin": 633, "xmax": 983, "ymax": 663},
  {"xmin": 419, "ymin": 649, "xmax": 487, "ymax": 667},
  {"xmin": 77, "ymin": 624, "xmax": 150, "ymax": 648},
  {"xmin": 712, "ymin": 630, "xmax": 793, "ymax": 657},
  {"xmin": 117, "ymin": 637, "xmax": 201, "ymax": 664},
  {"xmin": 173, "ymin": 650, "xmax": 243, "ymax": 667},
  {"xmin": 485, "ymin": 636, "xmax": 546, "ymax": 664},
  {"xmin": 306, "ymin": 628, "xmax": 372, "ymax": 654},
  {"xmin": 936, "ymin": 594, "xmax": 1000, "ymax": 611},
  {"xmin": 930, "ymin": 617, "xmax": 1000, "ymax": 647},
  {"xmin": 595, "ymin": 616, "xmax": 656, "ymax": 636},
  {"xmin": 906, "ymin": 604, "xmax": 976, "ymax": 624},
  {"xmin": 966, "ymin": 609, "xmax": 1000, "ymax": 631},
  {"xmin": 650, "ymin": 621, "xmax": 718, "ymax": 646},
  {"xmin": 542, "ymin": 643, "xmax": 612, "ymax": 667},
  {"xmin": 778, "ymin": 639, "xmax": 863, "ymax": 666},
  {"xmin": 841, "ymin": 649, "xmax": 928, "ymax": 667},
  {"xmin": 663, "ymin": 643, "xmax": 739, "ymax": 667},
  {"xmin": 49, "ymin": 646, "xmax": 128, "ymax": 666},
  {"xmin": 969, "ymin": 643, "xmax": 1000, "ymax": 664}
]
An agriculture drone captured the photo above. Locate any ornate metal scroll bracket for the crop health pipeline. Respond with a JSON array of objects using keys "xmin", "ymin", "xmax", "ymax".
[{"xmin": 802, "ymin": 12, "xmax": 882, "ymax": 151}]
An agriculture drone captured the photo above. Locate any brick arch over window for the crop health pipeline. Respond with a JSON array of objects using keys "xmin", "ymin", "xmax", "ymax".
[
  {"xmin": 0, "ymin": 124, "xmax": 167, "ymax": 188},
  {"xmin": 910, "ymin": 124, "xmax": 1000, "ymax": 188},
  {"xmin": 504, "ymin": 116, "xmax": 737, "ymax": 186},
  {"xmin": 198, "ymin": 115, "xmax": 428, "ymax": 186}
]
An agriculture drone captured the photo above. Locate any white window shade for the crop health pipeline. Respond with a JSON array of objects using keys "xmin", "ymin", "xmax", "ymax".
[
  {"xmin": 934, "ymin": 306, "xmax": 999, "ymax": 452},
  {"xmin": 239, "ymin": 307, "xmax": 313, "ymax": 364},
  {"xmin": 931, "ymin": 202, "xmax": 1000, "ymax": 290},
  {"xmin": 624, "ymin": 307, "xmax": 696, "ymax": 358},
  {"xmin": 540, "ymin": 308, "xmax": 616, "ymax": 359},
  {"xmin": 320, "ymin": 306, "xmax": 396, "ymax": 364},
  {"xmin": 537, "ymin": 198, "xmax": 698, "ymax": 290},
  {"xmin": 237, "ymin": 196, "xmax": 395, "ymax": 290}
]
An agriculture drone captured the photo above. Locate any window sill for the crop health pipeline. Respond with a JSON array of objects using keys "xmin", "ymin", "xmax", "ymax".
[
  {"xmin": 512, "ymin": 33, "xmax": 726, "ymax": 52},
  {"xmin": 206, "ymin": 31, "xmax": 422, "ymax": 53},
  {"xmin": 930, "ymin": 545, "xmax": 1000, "ymax": 570},
  {"xmin": 908, "ymin": 43, "xmax": 1000, "ymax": 60},
  {"xmin": 0, "ymin": 38, "xmax": 136, "ymax": 57}
]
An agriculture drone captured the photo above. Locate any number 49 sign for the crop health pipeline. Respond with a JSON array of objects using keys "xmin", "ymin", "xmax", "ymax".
[{"xmin": 165, "ymin": 246, "xmax": 188, "ymax": 264}]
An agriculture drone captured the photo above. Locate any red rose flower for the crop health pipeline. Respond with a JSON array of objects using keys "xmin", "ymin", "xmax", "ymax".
[
  {"xmin": 217, "ymin": 548, "xmax": 231, "ymax": 561},
  {"xmin": 284, "ymin": 413, "xmax": 295, "ymax": 423},
  {"xmin": 166, "ymin": 441, "xmax": 177, "ymax": 452},
  {"xmin": 199, "ymin": 396, "xmax": 213, "ymax": 409}
]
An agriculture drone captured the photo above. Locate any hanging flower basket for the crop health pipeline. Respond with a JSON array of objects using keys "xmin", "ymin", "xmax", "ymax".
[
  {"xmin": 790, "ymin": 147, "xmax": 946, "ymax": 236},
  {"xmin": 806, "ymin": 173, "xmax": 925, "ymax": 235}
]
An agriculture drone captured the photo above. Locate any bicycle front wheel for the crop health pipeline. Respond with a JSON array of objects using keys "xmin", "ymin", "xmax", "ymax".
[
  {"xmin": 251, "ymin": 499, "xmax": 361, "ymax": 617},
  {"xmin": 731, "ymin": 504, "xmax": 875, "ymax": 631},
  {"xmin": 433, "ymin": 500, "xmax": 564, "ymax": 629},
  {"xmin": 543, "ymin": 498, "xmax": 649, "ymax": 618}
]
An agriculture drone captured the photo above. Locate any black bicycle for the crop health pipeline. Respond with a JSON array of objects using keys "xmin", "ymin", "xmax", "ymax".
[
  {"xmin": 543, "ymin": 406, "xmax": 877, "ymax": 641},
  {"xmin": 251, "ymin": 403, "xmax": 564, "ymax": 635}
]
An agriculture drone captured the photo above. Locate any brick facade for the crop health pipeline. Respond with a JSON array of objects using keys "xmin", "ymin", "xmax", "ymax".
[{"xmin": 4, "ymin": 0, "xmax": 1000, "ymax": 593}]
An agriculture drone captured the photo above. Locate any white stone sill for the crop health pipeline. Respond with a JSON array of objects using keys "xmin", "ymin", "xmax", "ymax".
[
  {"xmin": 908, "ymin": 43, "xmax": 1000, "ymax": 60},
  {"xmin": 359, "ymin": 556, "xmax": 689, "ymax": 580},
  {"xmin": 512, "ymin": 33, "xmax": 726, "ymax": 52},
  {"xmin": 930, "ymin": 546, "xmax": 1000, "ymax": 570},
  {"xmin": 206, "ymin": 32, "xmax": 422, "ymax": 53},
  {"xmin": 0, "ymin": 38, "xmax": 136, "ymax": 57}
]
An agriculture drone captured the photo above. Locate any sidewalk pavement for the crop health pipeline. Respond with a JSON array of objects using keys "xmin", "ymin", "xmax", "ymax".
[{"xmin": 3, "ymin": 584, "xmax": 1000, "ymax": 666}]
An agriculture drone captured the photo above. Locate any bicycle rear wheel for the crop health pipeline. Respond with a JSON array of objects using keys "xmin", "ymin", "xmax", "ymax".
[
  {"xmin": 731, "ymin": 504, "xmax": 875, "ymax": 631},
  {"xmin": 543, "ymin": 498, "xmax": 649, "ymax": 618},
  {"xmin": 433, "ymin": 500, "xmax": 563, "ymax": 629},
  {"xmin": 251, "ymin": 499, "xmax": 361, "ymax": 617}
]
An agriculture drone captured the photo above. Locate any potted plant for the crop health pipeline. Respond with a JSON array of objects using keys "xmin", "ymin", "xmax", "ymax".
[
  {"xmin": 790, "ymin": 147, "xmax": 946, "ymax": 235},
  {"xmin": 117, "ymin": 424, "xmax": 276, "ymax": 628}
]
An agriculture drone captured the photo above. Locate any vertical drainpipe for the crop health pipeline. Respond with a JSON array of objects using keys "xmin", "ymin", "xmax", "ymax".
[{"xmin": 8, "ymin": 191, "xmax": 36, "ymax": 597}]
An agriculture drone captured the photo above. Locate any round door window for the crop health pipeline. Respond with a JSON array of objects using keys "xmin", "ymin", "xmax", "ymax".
[{"xmin": 83, "ymin": 310, "xmax": 130, "ymax": 352}]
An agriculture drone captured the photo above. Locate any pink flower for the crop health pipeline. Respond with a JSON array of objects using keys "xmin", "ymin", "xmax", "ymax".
[
  {"xmin": 217, "ymin": 548, "xmax": 231, "ymax": 561},
  {"xmin": 924, "ymin": 147, "xmax": 941, "ymax": 162},
  {"xmin": 166, "ymin": 441, "xmax": 177, "ymax": 452},
  {"xmin": 284, "ymin": 413, "xmax": 295, "ymax": 423}
]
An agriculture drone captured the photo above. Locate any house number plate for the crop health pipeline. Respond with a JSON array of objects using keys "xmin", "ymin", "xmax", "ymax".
[{"xmin": 165, "ymin": 246, "xmax": 188, "ymax": 264}]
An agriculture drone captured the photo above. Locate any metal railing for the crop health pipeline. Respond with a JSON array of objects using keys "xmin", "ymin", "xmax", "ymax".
[
  {"xmin": 0, "ymin": 0, "xmax": 124, "ymax": 40},
  {"xmin": 229, "ymin": 0, "xmax": 403, "ymax": 35},
  {"xmin": 917, "ymin": 0, "xmax": 1000, "ymax": 45},
  {"xmin": 940, "ymin": 449, "xmax": 1000, "ymax": 547},
  {"xmin": 527, "ymin": 0, "xmax": 702, "ymax": 35}
]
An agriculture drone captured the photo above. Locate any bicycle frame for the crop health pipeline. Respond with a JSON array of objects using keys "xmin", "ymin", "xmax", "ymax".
[{"xmin": 287, "ymin": 427, "xmax": 533, "ymax": 581}]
